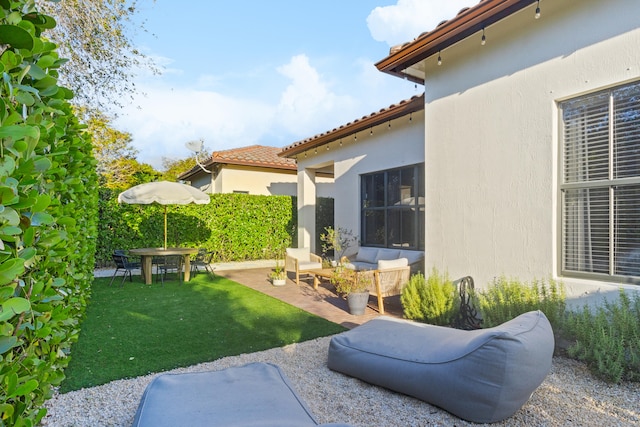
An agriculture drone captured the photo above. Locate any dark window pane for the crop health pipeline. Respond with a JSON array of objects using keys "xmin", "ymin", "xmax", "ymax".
[{"xmin": 362, "ymin": 209, "xmax": 385, "ymax": 246}]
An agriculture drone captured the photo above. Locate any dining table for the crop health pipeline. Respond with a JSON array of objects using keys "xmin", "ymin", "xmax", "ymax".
[{"xmin": 129, "ymin": 247, "xmax": 199, "ymax": 285}]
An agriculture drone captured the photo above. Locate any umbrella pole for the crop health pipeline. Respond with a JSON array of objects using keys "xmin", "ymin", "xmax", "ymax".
[{"xmin": 164, "ymin": 206, "xmax": 167, "ymax": 249}]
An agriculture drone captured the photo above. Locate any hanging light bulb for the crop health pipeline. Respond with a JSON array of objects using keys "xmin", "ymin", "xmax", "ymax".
[
  {"xmin": 326, "ymin": 144, "xmax": 330, "ymax": 151},
  {"xmin": 437, "ymin": 51, "xmax": 442, "ymax": 66},
  {"xmin": 370, "ymin": 127, "xmax": 373, "ymax": 135},
  {"xmin": 535, "ymin": 0, "xmax": 541, "ymax": 19},
  {"xmin": 409, "ymin": 112, "xmax": 413, "ymax": 122},
  {"xmin": 339, "ymin": 139, "xmax": 343, "ymax": 147},
  {"xmin": 354, "ymin": 133, "xmax": 357, "ymax": 141},
  {"xmin": 481, "ymin": 28, "xmax": 486, "ymax": 45},
  {"xmin": 388, "ymin": 120, "xmax": 391, "ymax": 129}
]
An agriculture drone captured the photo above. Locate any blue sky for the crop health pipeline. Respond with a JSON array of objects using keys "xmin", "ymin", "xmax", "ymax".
[{"xmin": 114, "ymin": 0, "xmax": 472, "ymax": 168}]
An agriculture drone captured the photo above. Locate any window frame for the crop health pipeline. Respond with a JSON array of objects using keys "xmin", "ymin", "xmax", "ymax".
[
  {"xmin": 360, "ymin": 163, "xmax": 425, "ymax": 250},
  {"xmin": 559, "ymin": 80, "xmax": 640, "ymax": 284}
]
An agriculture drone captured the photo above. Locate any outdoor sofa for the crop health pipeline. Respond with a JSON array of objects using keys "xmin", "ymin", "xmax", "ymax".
[
  {"xmin": 132, "ymin": 362, "xmax": 353, "ymax": 427},
  {"xmin": 341, "ymin": 247, "xmax": 424, "ymax": 274},
  {"xmin": 327, "ymin": 311, "xmax": 554, "ymax": 423}
]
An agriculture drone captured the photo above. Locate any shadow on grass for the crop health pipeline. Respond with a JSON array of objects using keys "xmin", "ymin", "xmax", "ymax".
[{"xmin": 60, "ymin": 274, "xmax": 346, "ymax": 393}]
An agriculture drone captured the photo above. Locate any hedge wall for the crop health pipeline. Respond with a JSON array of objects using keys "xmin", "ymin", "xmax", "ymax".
[
  {"xmin": 97, "ymin": 189, "xmax": 334, "ymax": 267},
  {"xmin": 0, "ymin": 2, "xmax": 99, "ymax": 425}
]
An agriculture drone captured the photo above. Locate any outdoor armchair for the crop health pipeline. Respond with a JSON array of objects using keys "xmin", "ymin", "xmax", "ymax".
[
  {"xmin": 155, "ymin": 255, "xmax": 183, "ymax": 285},
  {"xmin": 372, "ymin": 258, "xmax": 410, "ymax": 314},
  {"xmin": 285, "ymin": 247, "xmax": 322, "ymax": 285},
  {"xmin": 191, "ymin": 249, "xmax": 215, "ymax": 276},
  {"xmin": 110, "ymin": 253, "xmax": 140, "ymax": 287}
]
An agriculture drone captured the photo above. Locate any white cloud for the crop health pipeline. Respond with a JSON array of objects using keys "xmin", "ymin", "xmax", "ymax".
[
  {"xmin": 115, "ymin": 84, "xmax": 275, "ymax": 168},
  {"xmin": 367, "ymin": 0, "xmax": 474, "ymax": 46},
  {"xmin": 275, "ymin": 54, "xmax": 357, "ymax": 136}
]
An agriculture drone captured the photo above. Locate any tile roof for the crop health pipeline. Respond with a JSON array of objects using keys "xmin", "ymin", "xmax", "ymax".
[
  {"xmin": 280, "ymin": 93, "xmax": 424, "ymax": 158},
  {"xmin": 179, "ymin": 145, "xmax": 296, "ymax": 180},
  {"xmin": 376, "ymin": 0, "xmax": 539, "ymax": 83}
]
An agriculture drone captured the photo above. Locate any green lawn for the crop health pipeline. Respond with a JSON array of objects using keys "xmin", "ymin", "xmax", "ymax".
[{"xmin": 60, "ymin": 274, "xmax": 346, "ymax": 392}]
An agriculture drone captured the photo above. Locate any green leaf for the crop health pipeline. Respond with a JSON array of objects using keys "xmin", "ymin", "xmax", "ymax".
[
  {"xmin": 29, "ymin": 212, "xmax": 54, "ymax": 226},
  {"xmin": 0, "ymin": 124, "xmax": 39, "ymax": 139},
  {"xmin": 0, "ymin": 259, "xmax": 25, "ymax": 287},
  {"xmin": 0, "ymin": 336, "xmax": 18, "ymax": 355},
  {"xmin": 8, "ymin": 379, "xmax": 39, "ymax": 398},
  {"xmin": 0, "ymin": 25, "xmax": 34, "ymax": 50},
  {"xmin": 0, "ymin": 296, "xmax": 30, "ymax": 321},
  {"xmin": 32, "ymin": 194, "xmax": 51, "ymax": 212}
]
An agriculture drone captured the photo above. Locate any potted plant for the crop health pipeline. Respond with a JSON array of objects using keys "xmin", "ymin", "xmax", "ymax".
[
  {"xmin": 320, "ymin": 226, "xmax": 357, "ymax": 266},
  {"xmin": 270, "ymin": 260, "xmax": 287, "ymax": 286},
  {"xmin": 331, "ymin": 268, "xmax": 372, "ymax": 315}
]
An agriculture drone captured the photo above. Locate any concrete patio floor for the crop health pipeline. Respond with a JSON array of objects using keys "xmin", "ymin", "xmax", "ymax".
[{"xmin": 213, "ymin": 264, "xmax": 404, "ymax": 329}]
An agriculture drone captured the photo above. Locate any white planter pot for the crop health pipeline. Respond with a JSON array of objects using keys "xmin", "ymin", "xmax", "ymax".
[{"xmin": 271, "ymin": 278, "xmax": 286, "ymax": 286}]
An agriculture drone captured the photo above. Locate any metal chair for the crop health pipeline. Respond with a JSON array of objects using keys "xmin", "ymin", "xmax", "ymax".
[
  {"xmin": 110, "ymin": 254, "xmax": 139, "ymax": 287},
  {"xmin": 156, "ymin": 255, "xmax": 183, "ymax": 285},
  {"xmin": 191, "ymin": 249, "xmax": 215, "ymax": 276}
]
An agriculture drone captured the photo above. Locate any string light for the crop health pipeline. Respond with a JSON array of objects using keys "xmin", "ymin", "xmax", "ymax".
[
  {"xmin": 388, "ymin": 120, "xmax": 391, "ymax": 129},
  {"xmin": 326, "ymin": 144, "xmax": 330, "ymax": 151},
  {"xmin": 535, "ymin": 0, "xmax": 541, "ymax": 19},
  {"xmin": 339, "ymin": 139, "xmax": 343, "ymax": 147},
  {"xmin": 437, "ymin": 51, "xmax": 442, "ymax": 66},
  {"xmin": 314, "ymin": 148, "xmax": 317, "ymax": 154},
  {"xmin": 370, "ymin": 127, "xmax": 373, "ymax": 135},
  {"xmin": 481, "ymin": 28, "xmax": 486, "ymax": 45},
  {"xmin": 354, "ymin": 133, "xmax": 357, "ymax": 141},
  {"xmin": 409, "ymin": 112, "xmax": 413, "ymax": 122}
]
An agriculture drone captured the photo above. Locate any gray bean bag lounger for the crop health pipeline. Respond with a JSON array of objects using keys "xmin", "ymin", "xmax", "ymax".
[
  {"xmin": 132, "ymin": 362, "xmax": 352, "ymax": 427},
  {"xmin": 327, "ymin": 311, "xmax": 554, "ymax": 423}
]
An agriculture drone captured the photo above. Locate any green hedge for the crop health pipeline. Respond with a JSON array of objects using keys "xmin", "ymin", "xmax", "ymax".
[
  {"xmin": 97, "ymin": 190, "xmax": 334, "ymax": 266},
  {"xmin": 0, "ymin": 2, "xmax": 99, "ymax": 425}
]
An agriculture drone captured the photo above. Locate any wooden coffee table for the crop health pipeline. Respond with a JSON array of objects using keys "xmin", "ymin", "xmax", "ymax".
[{"xmin": 308, "ymin": 268, "xmax": 335, "ymax": 290}]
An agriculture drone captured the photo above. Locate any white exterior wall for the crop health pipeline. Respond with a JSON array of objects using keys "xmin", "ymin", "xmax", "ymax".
[
  {"xmin": 190, "ymin": 166, "xmax": 333, "ymax": 196},
  {"xmin": 296, "ymin": 110, "xmax": 424, "ymax": 253},
  {"xmin": 421, "ymin": 0, "xmax": 640, "ymax": 305}
]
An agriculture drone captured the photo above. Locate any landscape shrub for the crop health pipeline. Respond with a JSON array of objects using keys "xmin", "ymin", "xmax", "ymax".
[
  {"xmin": 0, "ymin": 2, "xmax": 98, "ymax": 425},
  {"xmin": 96, "ymin": 189, "xmax": 334, "ymax": 267},
  {"xmin": 563, "ymin": 290, "xmax": 640, "ymax": 383},
  {"xmin": 477, "ymin": 276, "xmax": 565, "ymax": 331},
  {"xmin": 401, "ymin": 268, "xmax": 458, "ymax": 326}
]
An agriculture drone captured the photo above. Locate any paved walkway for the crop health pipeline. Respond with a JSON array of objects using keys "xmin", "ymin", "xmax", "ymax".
[{"xmin": 98, "ymin": 260, "xmax": 403, "ymax": 329}]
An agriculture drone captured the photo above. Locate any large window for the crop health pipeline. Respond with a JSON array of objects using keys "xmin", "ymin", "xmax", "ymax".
[
  {"xmin": 560, "ymin": 81, "xmax": 640, "ymax": 282},
  {"xmin": 361, "ymin": 164, "xmax": 424, "ymax": 250}
]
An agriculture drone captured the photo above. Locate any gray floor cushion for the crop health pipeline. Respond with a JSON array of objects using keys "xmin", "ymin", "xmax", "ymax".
[
  {"xmin": 132, "ymin": 362, "xmax": 352, "ymax": 427},
  {"xmin": 327, "ymin": 311, "xmax": 554, "ymax": 423}
]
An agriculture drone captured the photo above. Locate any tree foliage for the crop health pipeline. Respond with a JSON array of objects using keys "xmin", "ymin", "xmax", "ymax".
[
  {"xmin": 36, "ymin": 0, "xmax": 159, "ymax": 110},
  {"xmin": 161, "ymin": 151, "xmax": 209, "ymax": 182}
]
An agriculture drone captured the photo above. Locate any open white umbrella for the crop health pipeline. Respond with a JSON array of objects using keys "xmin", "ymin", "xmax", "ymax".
[{"xmin": 118, "ymin": 181, "xmax": 210, "ymax": 249}]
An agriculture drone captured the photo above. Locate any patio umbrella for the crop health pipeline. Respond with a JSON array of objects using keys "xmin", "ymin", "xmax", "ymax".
[{"xmin": 118, "ymin": 181, "xmax": 210, "ymax": 249}]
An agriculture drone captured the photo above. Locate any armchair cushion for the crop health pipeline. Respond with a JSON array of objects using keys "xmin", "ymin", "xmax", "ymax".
[
  {"xmin": 377, "ymin": 258, "xmax": 408, "ymax": 270},
  {"xmin": 355, "ymin": 247, "xmax": 378, "ymax": 263},
  {"xmin": 286, "ymin": 247, "xmax": 313, "ymax": 262}
]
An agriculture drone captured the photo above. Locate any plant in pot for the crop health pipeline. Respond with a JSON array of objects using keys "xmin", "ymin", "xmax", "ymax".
[
  {"xmin": 331, "ymin": 268, "xmax": 372, "ymax": 315},
  {"xmin": 320, "ymin": 226, "xmax": 357, "ymax": 267},
  {"xmin": 270, "ymin": 260, "xmax": 287, "ymax": 286}
]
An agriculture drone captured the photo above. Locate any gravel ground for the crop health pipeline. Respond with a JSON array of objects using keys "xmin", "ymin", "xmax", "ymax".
[{"xmin": 41, "ymin": 335, "xmax": 639, "ymax": 427}]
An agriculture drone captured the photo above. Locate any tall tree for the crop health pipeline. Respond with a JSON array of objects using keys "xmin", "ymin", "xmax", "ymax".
[
  {"xmin": 161, "ymin": 150, "xmax": 211, "ymax": 182},
  {"xmin": 83, "ymin": 108, "xmax": 161, "ymax": 188},
  {"xmin": 36, "ymin": 0, "xmax": 158, "ymax": 110}
]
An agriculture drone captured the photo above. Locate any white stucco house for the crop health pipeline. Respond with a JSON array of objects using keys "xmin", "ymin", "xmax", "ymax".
[
  {"xmin": 280, "ymin": 95, "xmax": 425, "ymax": 259},
  {"xmin": 284, "ymin": 0, "xmax": 640, "ymax": 306},
  {"xmin": 179, "ymin": 145, "xmax": 333, "ymax": 197}
]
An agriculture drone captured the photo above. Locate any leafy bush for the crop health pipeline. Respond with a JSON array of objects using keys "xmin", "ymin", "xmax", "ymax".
[
  {"xmin": 0, "ymin": 2, "xmax": 98, "ymax": 425},
  {"xmin": 96, "ymin": 191, "xmax": 334, "ymax": 267},
  {"xmin": 401, "ymin": 269, "xmax": 458, "ymax": 326},
  {"xmin": 563, "ymin": 290, "xmax": 640, "ymax": 383},
  {"xmin": 477, "ymin": 276, "xmax": 565, "ymax": 331}
]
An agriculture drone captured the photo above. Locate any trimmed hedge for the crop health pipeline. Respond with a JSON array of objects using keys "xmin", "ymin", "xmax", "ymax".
[
  {"xmin": 97, "ymin": 189, "xmax": 334, "ymax": 266},
  {"xmin": 0, "ymin": 2, "xmax": 99, "ymax": 425}
]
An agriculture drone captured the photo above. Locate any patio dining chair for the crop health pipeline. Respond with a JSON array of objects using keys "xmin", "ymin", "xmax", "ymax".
[
  {"xmin": 191, "ymin": 249, "xmax": 215, "ymax": 276},
  {"xmin": 155, "ymin": 255, "xmax": 183, "ymax": 285},
  {"xmin": 110, "ymin": 253, "xmax": 140, "ymax": 287}
]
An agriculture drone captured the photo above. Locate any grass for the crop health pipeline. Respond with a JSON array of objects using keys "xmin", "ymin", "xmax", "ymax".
[{"xmin": 60, "ymin": 274, "xmax": 346, "ymax": 392}]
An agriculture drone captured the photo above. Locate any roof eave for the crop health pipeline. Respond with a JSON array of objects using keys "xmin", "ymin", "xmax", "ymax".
[
  {"xmin": 280, "ymin": 93, "xmax": 424, "ymax": 158},
  {"xmin": 375, "ymin": 0, "xmax": 537, "ymax": 81}
]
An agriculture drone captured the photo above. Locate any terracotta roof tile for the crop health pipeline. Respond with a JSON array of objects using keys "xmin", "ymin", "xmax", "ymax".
[{"xmin": 178, "ymin": 145, "xmax": 296, "ymax": 180}]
